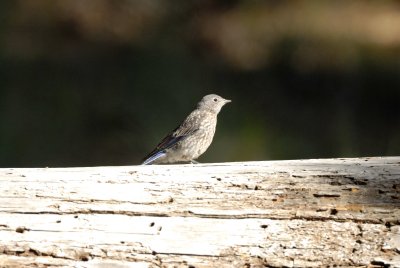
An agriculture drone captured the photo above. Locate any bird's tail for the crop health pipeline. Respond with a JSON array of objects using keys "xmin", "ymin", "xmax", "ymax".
[{"xmin": 141, "ymin": 150, "xmax": 166, "ymax": 165}]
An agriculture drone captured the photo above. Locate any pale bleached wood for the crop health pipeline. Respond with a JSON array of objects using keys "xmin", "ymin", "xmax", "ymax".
[{"xmin": 0, "ymin": 157, "xmax": 399, "ymax": 267}]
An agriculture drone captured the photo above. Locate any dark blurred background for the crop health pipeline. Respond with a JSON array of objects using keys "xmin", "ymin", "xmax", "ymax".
[{"xmin": 1, "ymin": 0, "xmax": 399, "ymax": 167}]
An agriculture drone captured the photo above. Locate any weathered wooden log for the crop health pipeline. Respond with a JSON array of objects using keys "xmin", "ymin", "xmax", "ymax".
[{"xmin": 0, "ymin": 157, "xmax": 399, "ymax": 267}]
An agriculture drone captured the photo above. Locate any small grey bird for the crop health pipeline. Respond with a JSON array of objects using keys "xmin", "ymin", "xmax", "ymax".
[{"xmin": 142, "ymin": 94, "xmax": 231, "ymax": 165}]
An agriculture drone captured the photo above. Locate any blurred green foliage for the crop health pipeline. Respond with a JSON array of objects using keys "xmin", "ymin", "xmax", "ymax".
[{"xmin": 0, "ymin": 0, "xmax": 399, "ymax": 167}]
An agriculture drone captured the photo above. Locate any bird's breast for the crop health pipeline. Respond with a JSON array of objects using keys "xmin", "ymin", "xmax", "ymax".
[{"xmin": 190, "ymin": 115, "xmax": 217, "ymax": 156}]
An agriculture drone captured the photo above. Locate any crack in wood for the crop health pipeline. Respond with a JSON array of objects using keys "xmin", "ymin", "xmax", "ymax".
[
  {"xmin": 33, "ymin": 195, "xmax": 167, "ymax": 205},
  {"xmin": 313, "ymin": 193, "xmax": 341, "ymax": 198},
  {"xmin": 153, "ymin": 252, "xmax": 221, "ymax": 258},
  {"xmin": 3, "ymin": 209, "xmax": 397, "ymax": 225}
]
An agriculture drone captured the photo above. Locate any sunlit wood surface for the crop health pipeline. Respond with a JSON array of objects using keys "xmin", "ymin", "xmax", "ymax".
[{"xmin": 0, "ymin": 157, "xmax": 399, "ymax": 267}]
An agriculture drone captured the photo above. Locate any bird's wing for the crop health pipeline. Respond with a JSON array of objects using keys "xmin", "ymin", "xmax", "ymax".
[{"xmin": 142, "ymin": 119, "xmax": 199, "ymax": 165}]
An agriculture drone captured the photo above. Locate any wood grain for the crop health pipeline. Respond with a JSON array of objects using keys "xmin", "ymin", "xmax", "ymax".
[{"xmin": 0, "ymin": 157, "xmax": 399, "ymax": 267}]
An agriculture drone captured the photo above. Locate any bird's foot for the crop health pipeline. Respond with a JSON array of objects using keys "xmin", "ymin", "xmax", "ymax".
[{"xmin": 190, "ymin": 160, "xmax": 200, "ymax": 164}]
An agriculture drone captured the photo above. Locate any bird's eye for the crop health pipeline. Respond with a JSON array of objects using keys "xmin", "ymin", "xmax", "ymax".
[{"xmin": 213, "ymin": 98, "xmax": 218, "ymax": 102}]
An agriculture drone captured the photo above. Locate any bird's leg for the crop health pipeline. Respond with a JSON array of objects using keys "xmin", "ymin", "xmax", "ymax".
[{"xmin": 190, "ymin": 160, "xmax": 200, "ymax": 164}]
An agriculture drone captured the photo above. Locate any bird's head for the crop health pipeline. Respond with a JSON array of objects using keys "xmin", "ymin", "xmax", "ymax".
[{"xmin": 197, "ymin": 94, "xmax": 231, "ymax": 114}]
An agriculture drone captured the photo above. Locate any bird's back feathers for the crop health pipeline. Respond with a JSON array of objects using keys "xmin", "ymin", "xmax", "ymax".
[{"xmin": 142, "ymin": 118, "xmax": 199, "ymax": 165}]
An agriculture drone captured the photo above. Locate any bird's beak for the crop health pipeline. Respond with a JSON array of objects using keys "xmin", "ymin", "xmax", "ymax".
[{"xmin": 224, "ymin": 99, "xmax": 232, "ymax": 104}]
